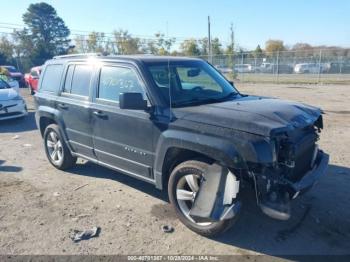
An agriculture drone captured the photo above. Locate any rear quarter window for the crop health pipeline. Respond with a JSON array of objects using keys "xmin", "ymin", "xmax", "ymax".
[{"xmin": 40, "ymin": 64, "xmax": 64, "ymax": 92}]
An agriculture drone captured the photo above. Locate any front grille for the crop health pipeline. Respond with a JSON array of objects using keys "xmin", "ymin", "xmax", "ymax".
[
  {"xmin": 279, "ymin": 132, "xmax": 317, "ymax": 182},
  {"xmin": 291, "ymin": 142, "xmax": 315, "ymax": 181}
]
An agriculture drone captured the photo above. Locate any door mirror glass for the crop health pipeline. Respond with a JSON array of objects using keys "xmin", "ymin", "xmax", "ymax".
[
  {"xmin": 119, "ymin": 93, "xmax": 147, "ymax": 110},
  {"xmin": 187, "ymin": 68, "xmax": 201, "ymax": 77}
]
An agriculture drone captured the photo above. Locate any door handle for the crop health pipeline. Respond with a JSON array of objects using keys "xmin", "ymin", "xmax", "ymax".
[
  {"xmin": 93, "ymin": 110, "xmax": 107, "ymax": 118},
  {"xmin": 57, "ymin": 103, "xmax": 68, "ymax": 109}
]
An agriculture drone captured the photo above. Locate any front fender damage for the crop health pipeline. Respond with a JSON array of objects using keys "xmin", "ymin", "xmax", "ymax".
[{"xmin": 189, "ymin": 163, "xmax": 241, "ymax": 222}]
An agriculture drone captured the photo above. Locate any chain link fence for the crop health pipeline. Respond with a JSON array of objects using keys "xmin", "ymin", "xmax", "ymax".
[{"xmin": 196, "ymin": 49, "xmax": 350, "ymax": 85}]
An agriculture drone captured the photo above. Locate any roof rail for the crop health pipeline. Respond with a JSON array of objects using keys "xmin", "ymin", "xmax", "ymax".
[{"xmin": 53, "ymin": 53, "xmax": 103, "ymax": 59}]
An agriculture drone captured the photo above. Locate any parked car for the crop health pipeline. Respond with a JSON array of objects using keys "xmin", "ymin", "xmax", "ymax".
[
  {"xmin": 255, "ymin": 63, "xmax": 293, "ymax": 74},
  {"xmin": 0, "ymin": 67, "xmax": 20, "ymax": 92},
  {"xmin": 25, "ymin": 66, "xmax": 42, "ymax": 95},
  {"xmin": 324, "ymin": 62, "xmax": 350, "ymax": 74},
  {"xmin": 294, "ymin": 63, "xmax": 319, "ymax": 74},
  {"xmin": 0, "ymin": 78, "xmax": 27, "ymax": 120},
  {"xmin": 35, "ymin": 54, "xmax": 328, "ymax": 237},
  {"xmin": 234, "ymin": 64, "xmax": 252, "ymax": 73},
  {"xmin": 0, "ymin": 65, "xmax": 25, "ymax": 87},
  {"xmin": 215, "ymin": 65, "xmax": 233, "ymax": 74}
]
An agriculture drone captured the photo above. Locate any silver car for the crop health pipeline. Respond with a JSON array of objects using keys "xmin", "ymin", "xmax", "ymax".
[{"xmin": 0, "ymin": 79, "xmax": 27, "ymax": 120}]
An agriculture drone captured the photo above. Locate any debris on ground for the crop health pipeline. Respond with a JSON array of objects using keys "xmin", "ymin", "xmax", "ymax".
[
  {"xmin": 73, "ymin": 183, "xmax": 89, "ymax": 191},
  {"xmin": 12, "ymin": 135, "xmax": 19, "ymax": 140},
  {"xmin": 35, "ymin": 193, "xmax": 44, "ymax": 198},
  {"xmin": 70, "ymin": 226, "xmax": 101, "ymax": 242},
  {"xmin": 53, "ymin": 192, "xmax": 61, "ymax": 197},
  {"xmin": 22, "ymin": 144, "xmax": 32, "ymax": 147},
  {"xmin": 161, "ymin": 225, "xmax": 174, "ymax": 233},
  {"xmin": 71, "ymin": 214, "xmax": 91, "ymax": 221}
]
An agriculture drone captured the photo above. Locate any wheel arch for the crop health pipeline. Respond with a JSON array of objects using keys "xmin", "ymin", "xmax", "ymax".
[{"xmin": 153, "ymin": 130, "xmax": 244, "ymax": 190}]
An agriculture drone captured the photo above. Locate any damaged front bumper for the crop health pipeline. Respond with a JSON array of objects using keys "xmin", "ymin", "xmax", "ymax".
[
  {"xmin": 184, "ymin": 151, "xmax": 329, "ymax": 223},
  {"xmin": 259, "ymin": 149, "xmax": 329, "ymax": 220},
  {"xmin": 290, "ymin": 150, "xmax": 329, "ymax": 196}
]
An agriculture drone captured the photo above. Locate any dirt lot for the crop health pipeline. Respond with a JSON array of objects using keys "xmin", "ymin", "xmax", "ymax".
[{"xmin": 0, "ymin": 84, "xmax": 349, "ymax": 257}]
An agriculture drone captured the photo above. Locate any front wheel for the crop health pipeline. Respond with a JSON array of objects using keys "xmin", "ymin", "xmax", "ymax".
[
  {"xmin": 168, "ymin": 160, "xmax": 238, "ymax": 237},
  {"xmin": 43, "ymin": 124, "xmax": 76, "ymax": 170}
]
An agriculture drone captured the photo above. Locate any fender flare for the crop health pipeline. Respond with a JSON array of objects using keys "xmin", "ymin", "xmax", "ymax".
[
  {"xmin": 153, "ymin": 130, "xmax": 244, "ymax": 189},
  {"xmin": 36, "ymin": 106, "xmax": 73, "ymax": 152}
]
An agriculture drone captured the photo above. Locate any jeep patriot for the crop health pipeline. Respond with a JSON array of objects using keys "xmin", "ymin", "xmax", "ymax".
[{"xmin": 35, "ymin": 54, "xmax": 329, "ymax": 236}]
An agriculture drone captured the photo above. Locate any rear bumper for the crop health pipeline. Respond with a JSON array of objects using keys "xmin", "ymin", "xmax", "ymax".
[{"xmin": 290, "ymin": 150, "xmax": 329, "ymax": 195}]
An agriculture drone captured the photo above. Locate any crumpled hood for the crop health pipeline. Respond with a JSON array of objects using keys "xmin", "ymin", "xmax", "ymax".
[
  {"xmin": 0, "ymin": 88, "xmax": 19, "ymax": 101},
  {"xmin": 173, "ymin": 95, "xmax": 322, "ymax": 137}
]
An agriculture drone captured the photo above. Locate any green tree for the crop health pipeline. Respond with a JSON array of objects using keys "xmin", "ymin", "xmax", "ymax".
[
  {"xmin": 20, "ymin": 2, "xmax": 71, "ymax": 65},
  {"xmin": 0, "ymin": 36, "xmax": 14, "ymax": 61},
  {"xmin": 198, "ymin": 37, "xmax": 208, "ymax": 55},
  {"xmin": 147, "ymin": 33, "xmax": 175, "ymax": 55},
  {"xmin": 253, "ymin": 44, "xmax": 263, "ymax": 58},
  {"xmin": 180, "ymin": 39, "xmax": 201, "ymax": 56},
  {"xmin": 211, "ymin": 38, "xmax": 223, "ymax": 55},
  {"xmin": 86, "ymin": 31, "xmax": 106, "ymax": 53},
  {"xmin": 265, "ymin": 39, "xmax": 285, "ymax": 53},
  {"xmin": 113, "ymin": 29, "xmax": 141, "ymax": 54}
]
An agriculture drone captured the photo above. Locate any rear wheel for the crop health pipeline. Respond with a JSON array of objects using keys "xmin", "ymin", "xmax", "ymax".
[
  {"xmin": 43, "ymin": 124, "xmax": 76, "ymax": 170},
  {"xmin": 168, "ymin": 160, "xmax": 238, "ymax": 237},
  {"xmin": 29, "ymin": 84, "xmax": 34, "ymax": 95}
]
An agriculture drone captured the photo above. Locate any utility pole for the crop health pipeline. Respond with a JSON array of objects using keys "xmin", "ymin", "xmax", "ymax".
[
  {"xmin": 230, "ymin": 23, "xmax": 234, "ymax": 53},
  {"xmin": 208, "ymin": 16, "xmax": 212, "ymax": 63},
  {"xmin": 230, "ymin": 23, "xmax": 235, "ymax": 74}
]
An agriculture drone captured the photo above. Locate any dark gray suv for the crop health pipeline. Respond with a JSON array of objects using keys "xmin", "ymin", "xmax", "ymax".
[{"xmin": 35, "ymin": 54, "xmax": 329, "ymax": 236}]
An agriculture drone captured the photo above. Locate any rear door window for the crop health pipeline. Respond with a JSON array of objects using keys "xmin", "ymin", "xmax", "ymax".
[
  {"xmin": 40, "ymin": 64, "xmax": 64, "ymax": 92},
  {"xmin": 70, "ymin": 65, "xmax": 92, "ymax": 97}
]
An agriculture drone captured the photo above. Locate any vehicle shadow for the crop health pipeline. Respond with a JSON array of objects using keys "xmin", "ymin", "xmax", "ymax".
[
  {"xmin": 69, "ymin": 161, "xmax": 168, "ymax": 202},
  {"xmin": 0, "ymin": 111, "xmax": 37, "ymax": 133},
  {"xmin": 0, "ymin": 160, "xmax": 23, "ymax": 173}
]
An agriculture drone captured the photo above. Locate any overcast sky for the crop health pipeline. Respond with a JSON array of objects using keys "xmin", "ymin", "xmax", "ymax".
[{"xmin": 1, "ymin": 0, "xmax": 349, "ymax": 49}]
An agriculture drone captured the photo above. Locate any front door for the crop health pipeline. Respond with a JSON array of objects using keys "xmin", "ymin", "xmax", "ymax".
[{"xmin": 91, "ymin": 64, "xmax": 155, "ymax": 181}]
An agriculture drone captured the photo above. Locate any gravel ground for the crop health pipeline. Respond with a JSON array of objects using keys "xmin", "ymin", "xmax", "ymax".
[{"xmin": 0, "ymin": 84, "xmax": 349, "ymax": 257}]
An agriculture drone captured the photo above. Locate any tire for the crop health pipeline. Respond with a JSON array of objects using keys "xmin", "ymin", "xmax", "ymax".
[
  {"xmin": 43, "ymin": 124, "xmax": 76, "ymax": 170},
  {"xmin": 29, "ymin": 85, "xmax": 35, "ymax": 95},
  {"xmin": 168, "ymin": 160, "xmax": 238, "ymax": 237}
]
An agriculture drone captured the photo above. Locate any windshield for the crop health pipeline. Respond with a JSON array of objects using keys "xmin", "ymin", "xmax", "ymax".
[
  {"xmin": 146, "ymin": 60, "xmax": 239, "ymax": 107},
  {"xmin": 0, "ymin": 79, "xmax": 10, "ymax": 89}
]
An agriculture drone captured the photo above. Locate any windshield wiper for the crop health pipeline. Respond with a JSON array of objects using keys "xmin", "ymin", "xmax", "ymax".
[
  {"xmin": 172, "ymin": 93, "xmax": 239, "ymax": 107},
  {"xmin": 217, "ymin": 91, "xmax": 239, "ymax": 101}
]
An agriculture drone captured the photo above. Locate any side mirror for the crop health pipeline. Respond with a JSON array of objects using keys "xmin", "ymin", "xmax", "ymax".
[
  {"xmin": 119, "ymin": 93, "xmax": 147, "ymax": 110},
  {"xmin": 187, "ymin": 68, "xmax": 201, "ymax": 77}
]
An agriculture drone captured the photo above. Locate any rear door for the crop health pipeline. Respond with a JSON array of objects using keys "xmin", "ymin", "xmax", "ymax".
[
  {"xmin": 56, "ymin": 63, "xmax": 95, "ymax": 159},
  {"xmin": 91, "ymin": 63, "xmax": 155, "ymax": 181}
]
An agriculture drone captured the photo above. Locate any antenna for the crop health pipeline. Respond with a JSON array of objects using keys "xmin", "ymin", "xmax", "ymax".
[
  {"xmin": 208, "ymin": 16, "xmax": 212, "ymax": 63},
  {"xmin": 230, "ymin": 23, "xmax": 234, "ymax": 53},
  {"xmin": 168, "ymin": 58, "xmax": 172, "ymax": 122}
]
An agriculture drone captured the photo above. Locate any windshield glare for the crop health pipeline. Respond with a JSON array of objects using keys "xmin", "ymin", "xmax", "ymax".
[{"xmin": 147, "ymin": 61, "xmax": 238, "ymax": 106}]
